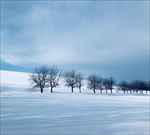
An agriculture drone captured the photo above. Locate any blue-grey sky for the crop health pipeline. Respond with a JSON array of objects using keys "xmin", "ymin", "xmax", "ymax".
[{"xmin": 1, "ymin": 1, "xmax": 149, "ymax": 83}]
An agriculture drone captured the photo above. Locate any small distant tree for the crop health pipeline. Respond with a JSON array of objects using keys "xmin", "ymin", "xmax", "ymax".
[
  {"xmin": 128, "ymin": 81, "xmax": 135, "ymax": 94},
  {"xmin": 103, "ymin": 79, "xmax": 109, "ymax": 93},
  {"xmin": 76, "ymin": 72, "xmax": 84, "ymax": 93},
  {"xmin": 138, "ymin": 80, "xmax": 147, "ymax": 94},
  {"xmin": 97, "ymin": 77, "xmax": 103, "ymax": 93},
  {"xmin": 31, "ymin": 65, "xmax": 49, "ymax": 93},
  {"xmin": 129, "ymin": 80, "xmax": 149, "ymax": 94},
  {"xmin": 126, "ymin": 83, "xmax": 132, "ymax": 94},
  {"xmin": 119, "ymin": 81, "xmax": 128, "ymax": 94},
  {"xmin": 108, "ymin": 77, "xmax": 115, "ymax": 93},
  {"xmin": 87, "ymin": 74, "xmax": 99, "ymax": 93},
  {"xmin": 147, "ymin": 81, "xmax": 150, "ymax": 93},
  {"xmin": 47, "ymin": 66, "xmax": 63, "ymax": 93},
  {"xmin": 64, "ymin": 70, "xmax": 78, "ymax": 93},
  {"xmin": 129, "ymin": 80, "xmax": 143, "ymax": 94}
]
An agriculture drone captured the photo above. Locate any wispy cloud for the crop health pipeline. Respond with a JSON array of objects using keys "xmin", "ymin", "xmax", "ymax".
[{"xmin": 1, "ymin": 1, "xmax": 149, "ymax": 81}]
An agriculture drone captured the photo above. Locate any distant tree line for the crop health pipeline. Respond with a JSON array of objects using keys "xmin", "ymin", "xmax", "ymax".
[
  {"xmin": 31, "ymin": 65, "xmax": 150, "ymax": 94},
  {"xmin": 118, "ymin": 80, "xmax": 150, "ymax": 94}
]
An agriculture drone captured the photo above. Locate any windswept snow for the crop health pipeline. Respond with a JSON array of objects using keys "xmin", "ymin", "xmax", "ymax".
[{"xmin": 0, "ymin": 70, "xmax": 150, "ymax": 134}]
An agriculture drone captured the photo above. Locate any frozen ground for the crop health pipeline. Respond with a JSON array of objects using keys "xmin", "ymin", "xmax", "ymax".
[{"xmin": 1, "ymin": 70, "xmax": 150, "ymax": 134}]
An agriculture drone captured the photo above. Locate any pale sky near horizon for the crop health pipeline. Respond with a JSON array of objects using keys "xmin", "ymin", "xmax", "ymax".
[{"xmin": 1, "ymin": 1, "xmax": 149, "ymax": 82}]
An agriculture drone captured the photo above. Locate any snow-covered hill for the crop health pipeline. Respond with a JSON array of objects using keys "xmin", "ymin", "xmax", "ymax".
[{"xmin": 1, "ymin": 70, "xmax": 149, "ymax": 134}]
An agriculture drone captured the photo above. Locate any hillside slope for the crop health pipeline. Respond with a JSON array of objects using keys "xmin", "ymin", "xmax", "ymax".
[{"xmin": 1, "ymin": 70, "xmax": 149, "ymax": 134}]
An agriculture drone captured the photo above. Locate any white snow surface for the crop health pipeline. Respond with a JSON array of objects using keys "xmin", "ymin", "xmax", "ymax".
[{"xmin": 1, "ymin": 70, "xmax": 150, "ymax": 134}]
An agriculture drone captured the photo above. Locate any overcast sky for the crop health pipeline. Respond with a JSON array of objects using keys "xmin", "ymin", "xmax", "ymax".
[{"xmin": 1, "ymin": 1, "xmax": 149, "ymax": 83}]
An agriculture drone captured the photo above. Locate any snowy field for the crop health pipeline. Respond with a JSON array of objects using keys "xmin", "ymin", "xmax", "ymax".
[{"xmin": 1, "ymin": 70, "xmax": 150, "ymax": 134}]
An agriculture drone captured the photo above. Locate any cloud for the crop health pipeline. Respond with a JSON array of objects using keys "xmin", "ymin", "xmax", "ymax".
[{"xmin": 1, "ymin": 1, "xmax": 149, "ymax": 81}]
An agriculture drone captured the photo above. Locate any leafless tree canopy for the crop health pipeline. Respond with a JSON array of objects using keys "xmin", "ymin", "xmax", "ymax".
[
  {"xmin": 76, "ymin": 72, "xmax": 84, "ymax": 93},
  {"xmin": 97, "ymin": 77, "xmax": 103, "ymax": 93},
  {"xmin": 47, "ymin": 66, "xmax": 63, "ymax": 93},
  {"xmin": 64, "ymin": 70, "xmax": 78, "ymax": 93},
  {"xmin": 108, "ymin": 77, "xmax": 115, "ymax": 93},
  {"xmin": 119, "ymin": 81, "xmax": 128, "ymax": 93},
  {"xmin": 31, "ymin": 65, "xmax": 49, "ymax": 93},
  {"xmin": 87, "ymin": 74, "xmax": 99, "ymax": 93},
  {"xmin": 103, "ymin": 79, "xmax": 109, "ymax": 93}
]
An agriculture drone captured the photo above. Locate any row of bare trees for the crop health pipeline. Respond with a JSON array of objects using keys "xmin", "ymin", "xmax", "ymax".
[
  {"xmin": 31, "ymin": 65, "xmax": 62, "ymax": 93},
  {"xmin": 31, "ymin": 65, "xmax": 83, "ymax": 93},
  {"xmin": 31, "ymin": 65, "xmax": 150, "ymax": 94},
  {"xmin": 64, "ymin": 71, "xmax": 116, "ymax": 94},
  {"xmin": 118, "ymin": 80, "xmax": 150, "ymax": 94},
  {"xmin": 87, "ymin": 75, "xmax": 115, "ymax": 94}
]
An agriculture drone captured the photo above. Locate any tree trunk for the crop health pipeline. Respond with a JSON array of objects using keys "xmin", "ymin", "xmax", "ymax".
[
  {"xmin": 111, "ymin": 89, "xmax": 112, "ymax": 93},
  {"xmin": 100, "ymin": 90, "xmax": 102, "ymax": 94},
  {"xmin": 41, "ymin": 88, "xmax": 43, "ymax": 93},
  {"xmin": 72, "ymin": 87, "xmax": 73, "ymax": 93},
  {"xmin": 130, "ymin": 90, "xmax": 132, "ymax": 94},
  {"xmin": 79, "ymin": 87, "xmax": 81, "ymax": 93},
  {"xmin": 51, "ymin": 87, "xmax": 53, "ymax": 93},
  {"xmin": 146, "ymin": 90, "xmax": 147, "ymax": 94},
  {"xmin": 93, "ymin": 89, "xmax": 95, "ymax": 94},
  {"xmin": 106, "ymin": 89, "xmax": 107, "ymax": 93}
]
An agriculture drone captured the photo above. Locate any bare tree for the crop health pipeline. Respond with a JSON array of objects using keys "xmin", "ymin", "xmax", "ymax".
[
  {"xmin": 47, "ymin": 66, "xmax": 63, "ymax": 93},
  {"xmin": 31, "ymin": 65, "xmax": 49, "ymax": 93},
  {"xmin": 87, "ymin": 74, "xmax": 99, "ymax": 94},
  {"xmin": 119, "ymin": 81, "xmax": 128, "ymax": 94},
  {"xmin": 103, "ymin": 79, "xmax": 109, "ymax": 93},
  {"xmin": 64, "ymin": 70, "xmax": 78, "ymax": 93},
  {"xmin": 97, "ymin": 77, "xmax": 103, "ymax": 93},
  {"xmin": 76, "ymin": 72, "xmax": 84, "ymax": 93},
  {"xmin": 108, "ymin": 77, "xmax": 115, "ymax": 93}
]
